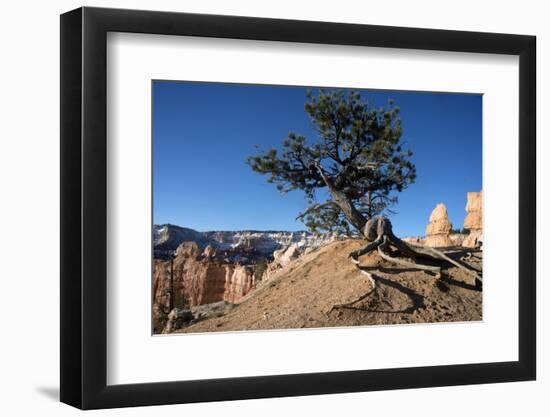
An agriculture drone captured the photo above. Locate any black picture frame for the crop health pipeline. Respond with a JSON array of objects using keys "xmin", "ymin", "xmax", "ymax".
[{"xmin": 60, "ymin": 6, "xmax": 536, "ymax": 410}]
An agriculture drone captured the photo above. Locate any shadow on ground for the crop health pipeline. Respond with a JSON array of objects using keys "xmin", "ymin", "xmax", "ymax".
[{"xmin": 35, "ymin": 386, "xmax": 59, "ymax": 401}]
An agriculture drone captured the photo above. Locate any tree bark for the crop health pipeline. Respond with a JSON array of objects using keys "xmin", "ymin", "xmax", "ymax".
[
  {"xmin": 313, "ymin": 162, "xmax": 367, "ymax": 231},
  {"xmin": 367, "ymin": 190, "xmax": 372, "ymax": 220}
]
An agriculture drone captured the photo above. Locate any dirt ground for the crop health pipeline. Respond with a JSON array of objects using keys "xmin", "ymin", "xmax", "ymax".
[{"xmin": 176, "ymin": 239, "xmax": 482, "ymax": 333}]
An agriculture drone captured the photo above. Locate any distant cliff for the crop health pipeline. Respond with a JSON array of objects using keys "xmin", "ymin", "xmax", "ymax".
[{"xmin": 153, "ymin": 224, "xmax": 336, "ymax": 260}]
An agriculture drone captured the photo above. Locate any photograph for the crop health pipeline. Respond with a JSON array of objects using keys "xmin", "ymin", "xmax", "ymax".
[
  {"xmin": 0, "ymin": 0, "xmax": 542, "ymax": 414},
  {"xmin": 152, "ymin": 81, "xmax": 483, "ymax": 334}
]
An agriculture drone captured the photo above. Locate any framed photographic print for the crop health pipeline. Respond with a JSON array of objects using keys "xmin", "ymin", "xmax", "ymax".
[{"xmin": 60, "ymin": 6, "xmax": 536, "ymax": 410}]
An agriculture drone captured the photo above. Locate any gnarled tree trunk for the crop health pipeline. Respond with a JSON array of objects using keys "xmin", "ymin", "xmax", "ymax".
[
  {"xmin": 313, "ymin": 162, "xmax": 367, "ymax": 231},
  {"xmin": 313, "ymin": 161, "xmax": 481, "ymax": 290}
]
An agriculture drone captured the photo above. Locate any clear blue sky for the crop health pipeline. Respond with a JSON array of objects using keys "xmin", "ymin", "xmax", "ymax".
[{"xmin": 153, "ymin": 81, "xmax": 481, "ymax": 237}]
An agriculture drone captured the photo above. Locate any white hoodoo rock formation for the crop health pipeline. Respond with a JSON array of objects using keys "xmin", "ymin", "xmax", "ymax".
[
  {"xmin": 462, "ymin": 191, "xmax": 483, "ymax": 248},
  {"xmin": 424, "ymin": 203, "xmax": 454, "ymax": 247}
]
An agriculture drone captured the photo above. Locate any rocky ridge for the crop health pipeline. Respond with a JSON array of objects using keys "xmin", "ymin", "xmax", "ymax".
[{"xmin": 154, "ymin": 224, "xmax": 336, "ymax": 260}]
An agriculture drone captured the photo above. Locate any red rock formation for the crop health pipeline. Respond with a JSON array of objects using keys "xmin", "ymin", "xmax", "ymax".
[
  {"xmin": 153, "ymin": 242, "xmax": 256, "ymax": 323},
  {"xmin": 463, "ymin": 191, "xmax": 483, "ymax": 248},
  {"xmin": 224, "ymin": 265, "xmax": 255, "ymax": 303}
]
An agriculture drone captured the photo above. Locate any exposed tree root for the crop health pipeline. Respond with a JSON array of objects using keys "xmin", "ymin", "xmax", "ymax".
[
  {"xmin": 377, "ymin": 243, "xmax": 442, "ymax": 276},
  {"xmin": 462, "ymin": 253, "xmax": 474, "ymax": 262},
  {"xmin": 385, "ymin": 231, "xmax": 421, "ymax": 259},
  {"xmin": 461, "ymin": 251, "xmax": 482, "ymax": 264},
  {"xmin": 330, "ymin": 217, "xmax": 482, "ymax": 313},
  {"xmin": 405, "ymin": 241, "xmax": 481, "ymax": 283},
  {"xmin": 349, "ymin": 236, "xmax": 383, "ymax": 260},
  {"xmin": 358, "ymin": 217, "xmax": 481, "ymax": 283}
]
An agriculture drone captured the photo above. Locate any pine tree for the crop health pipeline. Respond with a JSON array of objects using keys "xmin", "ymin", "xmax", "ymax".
[
  {"xmin": 248, "ymin": 88, "xmax": 480, "ymax": 288},
  {"xmin": 247, "ymin": 89, "xmax": 416, "ymax": 235}
]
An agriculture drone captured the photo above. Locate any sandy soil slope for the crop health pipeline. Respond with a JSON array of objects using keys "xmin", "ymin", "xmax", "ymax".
[{"xmin": 176, "ymin": 239, "xmax": 482, "ymax": 333}]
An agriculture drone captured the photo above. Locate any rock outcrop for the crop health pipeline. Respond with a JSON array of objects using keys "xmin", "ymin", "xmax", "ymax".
[
  {"xmin": 424, "ymin": 203, "xmax": 454, "ymax": 247},
  {"xmin": 273, "ymin": 244, "xmax": 302, "ymax": 268},
  {"xmin": 153, "ymin": 242, "xmax": 256, "ymax": 332},
  {"xmin": 162, "ymin": 301, "xmax": 234, "ymax": 333},
  {"xmin": 203, "ymin": 245, "xmax": 216, "ymax": 259},
  {"xmin": 450, "ymin": 233, "xmax": 465, "ymax": 246},
  {"xmin": 224, "ymin": 265, "xmax": 256, "ymax": 303},
  {"xmin": 262, "ymin": 244, "xmax": 302, "ymax": 282},
  {"xmin": 153, "ymin": 226, "xmax": 207, "ymax": 257},
  {"xmin": 163, "ymin": 308, "xmax": 194, "ymax": 333},
  {"xmin": 463, "ymin": 191, "xmax": 483, "ymax": 248}
]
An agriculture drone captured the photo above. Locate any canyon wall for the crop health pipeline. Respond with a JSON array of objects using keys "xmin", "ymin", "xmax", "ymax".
[{"xmin": 153, "ymin": 242, "xmax": 256, "ymax": 328}]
